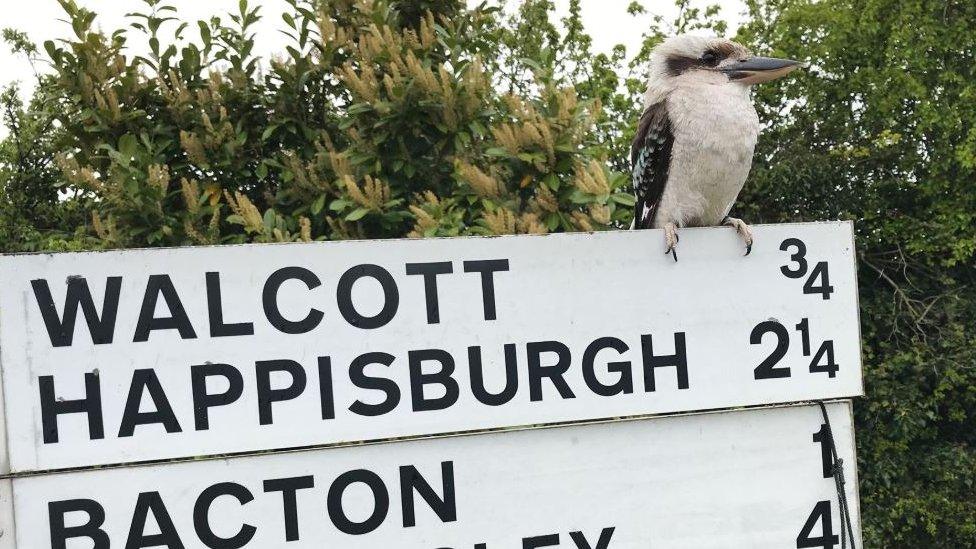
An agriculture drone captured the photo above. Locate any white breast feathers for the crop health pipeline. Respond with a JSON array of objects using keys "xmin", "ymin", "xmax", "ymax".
[{"xmin": 654, "ymin": 72, "xmax": 760, "ymax": 228}]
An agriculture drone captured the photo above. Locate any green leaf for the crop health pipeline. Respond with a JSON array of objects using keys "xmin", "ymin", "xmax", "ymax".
[
  {"xmin": 347, "ymin": 103, "xmax": 373, "ymax": 115},
  {"xmin": 545, "ymin": 174, "xmax": 560, "ymax": 191},
  {"xmin": 569, "ymin": 189, "xmax": 592, "ymax": 204},
  {"xmin": 610, "ymin": 193, "xmax": 636, "ymax": 207},
  {"xmin": 345, "ymin": 207, "xmax": 370, "ymax": 221},
  {"xmin": 545, "ymin": 213, "xmax": 560, "ymax": 231},
  {"xmin": 118, "ymin": 134, "xmax": 139, "ymax": 158},
  {"xmin": 261, "ymin": 125, "xmax": 278, "ymax": 141},
  {"xmin": 198, "ymin": 20, "xmax": 211, "ymax": 45},
  {"xmin": 43, "ymin": 40, "xmax": 59, "ymax": 63},
  {"xmin": 311, "ymin": 194, "xmax": 326, "ymax": 215}
]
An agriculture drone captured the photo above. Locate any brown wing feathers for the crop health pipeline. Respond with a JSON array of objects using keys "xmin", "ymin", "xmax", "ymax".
[{"xmin": 630, "ymin": 102, "xmax": 674, "ymax": 229}]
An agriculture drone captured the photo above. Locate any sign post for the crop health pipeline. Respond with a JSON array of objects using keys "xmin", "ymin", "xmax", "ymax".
[
  {"xmin": 0, "ymin": 223, "xmax": 864, "ymax": 548},
  {"xmin": 0, "ymin": 223, "xmax": 861, "ymax": 472},
  {"xmin": 6, "ymin": 402, "xmax": 859, "ymax": 548}
]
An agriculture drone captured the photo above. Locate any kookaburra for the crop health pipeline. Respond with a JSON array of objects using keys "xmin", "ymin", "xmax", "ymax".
[{"xmin": 631, "ymin": 35, "xmax": 801, "ymax": 260}]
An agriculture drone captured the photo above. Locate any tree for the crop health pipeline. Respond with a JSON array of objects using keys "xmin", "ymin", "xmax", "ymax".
[
  {"xmin": 0, "ymin": 0, "xmax": 636, "ymax": 251},
  {"xmin": 2, "ymin": 0, "xmax": 974, "ymax": 546},
  {"xmin": 738, "ymin": 0, "xmax": 976, "ymax": 544}
]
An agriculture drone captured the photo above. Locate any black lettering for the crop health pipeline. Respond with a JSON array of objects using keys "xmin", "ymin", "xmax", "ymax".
[
  {"xmin": 49, "ymin": 499, "xmax": 109, "ymax": 549},
  {"xmin": 191, "ymin": 363, "xmax": 244, "ymax": 430},
  {"xmin": 408, "ymin": 349, "xmax": 460, "ymax": 412},
  {"xmin": 405, "ymin": 262, "xmax": 453, "ymax": 324},
  {"xmin": 40, "ymin": 373, "xmax": 104, "ymax": 444},
  {"xmin": 752, "ymin": 321, "xmax": 791, "ymax": 379},
  {"xmin": 126, "ymin": 492, "xmax": 184, "ymax": 549},
  {"xmin": 193, "ymin": 483, "xmax": 256, "ymax": 549},
  {"xmin": 527, "ymin": 341, "xmax": 575, "ymax": 401},
  {"xmin": 570, "ymin": 527, "xmax": 616, "ymax": 549},
  {"xmin": 262, "ymin": 267, "xmax": 324, "ymax": 334},
  {"xmin": 348, "ymin": 352, "xmax": 400, "ymax": 417},
  {"xmin": 462, "ymin": 260, "xmax": 509, "ymax": 321},
  {"xmin": 119, "ymin": 369, "xmax": 182, "ymax": 437},
  {"xmin": 582, "ymin": 337, "xmax": 633, "ymax": 396},
  {"xmin": 206, "ymin": 272, "xmax": 254, "ymax": 337},
  {"xmin": 31, "ymin": 277, "xmax": 122, "ymax": 347},
  {"xmin": 264, "ymin": 476, "xmax": 315, "ymax": 542},
  {"xmin": 337, "ymin": 264, "xmax": 399, "ymax": 329},
  {"xmin": 400, "ymin": 461, "xmax": 456, "ymax": 528},
  {"xmin": 813, "ymin": 424, "xmax": 833, "ymax": 479},
  {"xmin": 780, "ymin": 238, "xmax": 809, "ymax": 279},
  {"xmin": 256, "ymin": 360, "xmax": 307, "ymax": 425},
  {"xmin": 133, "ymin": 275, "xmax": 197, "ymax": 342},
  {"xmin": 796, "ymin": 500, "xmax": 839, "ymax": 548},
  {"xmin": 318, "ymin": 356, "xmax": 335, "ymax": 420},
  {"xmin": 327, "ymin": 470, "xmax": 389, "ymax": 535},
  {"xmin": 468, "ymin": 344, "xmax": 518, "ymax": 406},
  {"xmin": 642, "ymin": 332, "xmax": 689, "ymax": 391},
  {"xmin": 524, "ymin": 534, "xmax": 560, "ymax": 549}
]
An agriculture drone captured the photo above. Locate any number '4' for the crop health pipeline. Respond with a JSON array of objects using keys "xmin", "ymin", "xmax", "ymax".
[
  {"xmin": 796, "ymin": 501, "xmax": 839, "ymax": 549},
  {"xmin": 796, "ymin": 319, "xmax": 840, "ymax": 378},
  {"xmin": 803, "ymin": 261, "xmax": 834, "ymax": 300},
  {"xmin": 779, "ymin": 238, "xmax": 835, "ymax": 300}
]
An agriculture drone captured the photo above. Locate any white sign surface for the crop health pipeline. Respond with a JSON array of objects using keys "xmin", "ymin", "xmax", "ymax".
[
  {"xmin": 0, "ymin": 479, "xmax": 12, "ymax": 549},
  {"xmin": 0, "ymin": 223, "xmax": 862, "ymax": 471},
  {"xmin": 5, "ymin": 401, "xmax": 861, "ymax": 549}
]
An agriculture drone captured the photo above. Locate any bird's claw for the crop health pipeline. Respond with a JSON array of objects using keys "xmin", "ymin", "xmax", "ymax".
[
  {"xmin": 724, "ymin": 217, "xmax": 753, "ymax": 256},
  {"xmin": 664, "ymin": 222, "xmax": 679, "ymax": 262}
]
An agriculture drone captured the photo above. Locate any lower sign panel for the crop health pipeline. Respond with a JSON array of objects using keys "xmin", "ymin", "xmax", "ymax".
[{"xmin": 10, "ymin": 402, "xmax": 860, "ymax": 548}]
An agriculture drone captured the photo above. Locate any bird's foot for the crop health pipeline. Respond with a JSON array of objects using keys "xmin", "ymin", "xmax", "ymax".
[
  {"xmin": 664, "ymin": 222, "xmax": 679, "ymax": 262},
  {"xmin": 723, "ymin": 216, "xmax": 753, "ymax": 256}
]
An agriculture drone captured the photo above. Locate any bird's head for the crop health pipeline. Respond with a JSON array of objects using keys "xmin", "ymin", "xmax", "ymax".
[{"xmin": 643, "ymin": 35, "xmax": 801, "ymax": 103}]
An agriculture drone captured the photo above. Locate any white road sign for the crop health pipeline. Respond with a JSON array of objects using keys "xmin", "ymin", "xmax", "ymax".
[
  {"xmin": 0, "ymin": 222, "xmax": 862, "ymax": 472},
  {"xmin": 1, "ymin": 401, "xmax": 861, "ymax": 549}
]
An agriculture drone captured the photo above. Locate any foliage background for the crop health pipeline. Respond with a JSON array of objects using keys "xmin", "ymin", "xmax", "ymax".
[{"xmin": 1, "ymin": 0, "xmax": 974, "ymax": 545}]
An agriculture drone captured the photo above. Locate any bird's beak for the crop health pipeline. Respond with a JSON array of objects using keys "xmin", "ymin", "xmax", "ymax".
[{"xmin": 720, "ymin": 56, "xmax": 803, "ymax": 84}]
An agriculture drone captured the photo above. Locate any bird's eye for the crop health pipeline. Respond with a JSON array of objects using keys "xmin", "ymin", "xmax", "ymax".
[{"xmin": 701, "ymin": 52, "xmax": 719, "ymax": 66}]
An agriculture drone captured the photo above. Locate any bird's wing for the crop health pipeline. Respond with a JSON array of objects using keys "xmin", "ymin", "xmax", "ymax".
[{"xmin": 630, "ymin": 100, "xmax": 674, "ymax": 229}]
